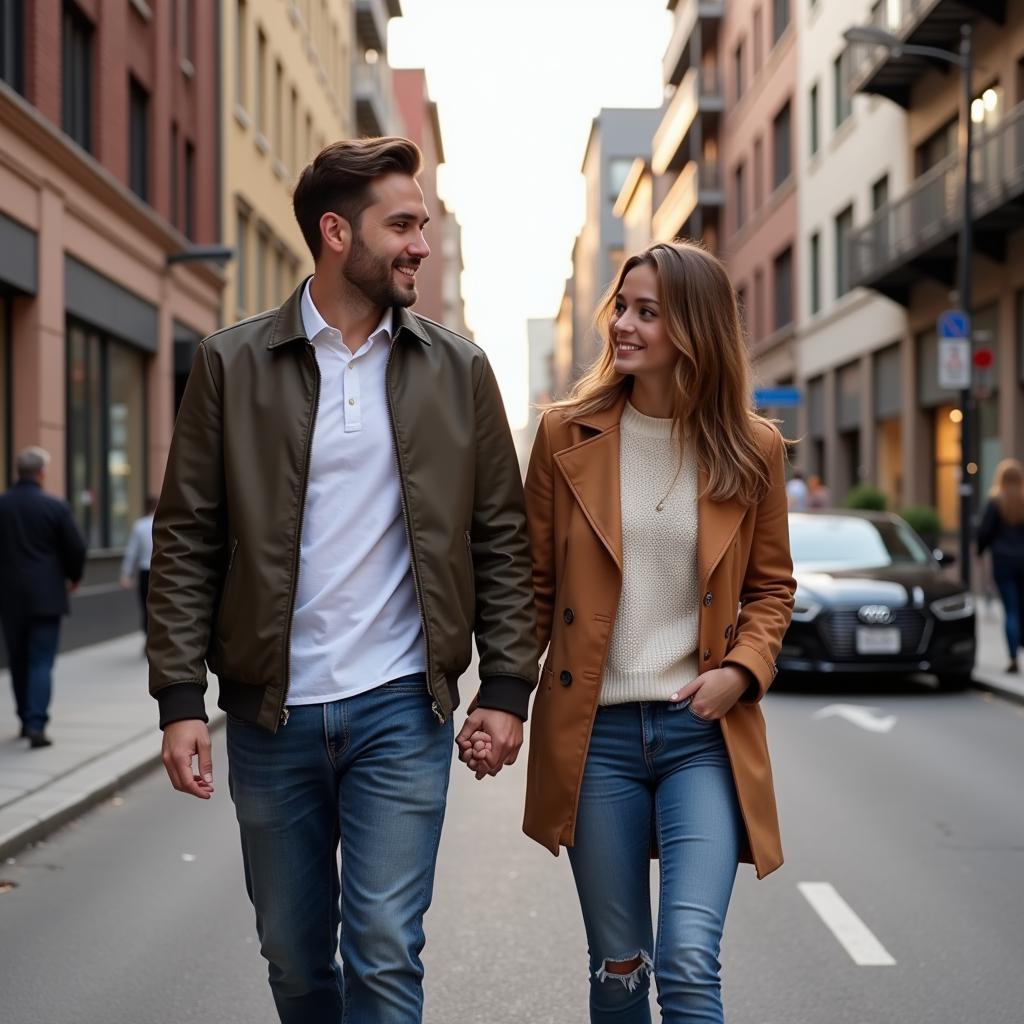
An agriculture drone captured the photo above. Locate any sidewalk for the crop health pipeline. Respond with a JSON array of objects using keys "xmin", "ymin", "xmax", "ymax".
[
  {"xmin": 0, "ymin": 633, "xmax": 224, "ymax": 861},
  {"xmin": 2, "ymin": 601, "xmax": 1022, "ymax": 862}
]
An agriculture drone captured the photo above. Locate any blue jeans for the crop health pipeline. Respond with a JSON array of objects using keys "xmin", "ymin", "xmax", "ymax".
[
  {"xmin": 993, "ymin": 562, "xmax": 1024, "ymax": 659},
  {"xmin": 2, "ymin": 614, "xmax": 61, "ymax": 733},
  {"xmin": 226, "ymin": 674, "xmax": 454, "ymax": 1024},
  {"xmin": 568, "ymin": 700, "xmax": 743, "ymax": 1024}
]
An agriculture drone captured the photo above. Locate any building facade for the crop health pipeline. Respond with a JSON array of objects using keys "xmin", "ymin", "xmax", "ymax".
[
  {"xmin": 795, "ymin": 0, "xmax": 910, "ymax": 504},
  {"xmin": 0, "ymin": 0, "xmax": 223, "ymax": 648},
  {"xmin": 846, "ymin": 0, "xmax": 1024, "ymax": 532}
]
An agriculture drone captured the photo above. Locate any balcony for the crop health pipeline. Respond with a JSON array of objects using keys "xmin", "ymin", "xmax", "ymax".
[
  {"xmin": 652, "ymin": 160, "xmax": 723, "ymax": 242},
  {"xmin": 848, "ymin": 100, "xmax": 1024, "ymax": 304},
  {"xmin": 354, "ymin": 58, "xmax": 396, "ymax": 136},
  {"xmin": 848, "ymin": 0, "xmax": 1005, "ymax": 108},
  {"xmin": 663, "ymin": 0, "xmax": 724, "ymax": 87},
  {"xmin": 651, "ymin": 65, "xmax": 724, "ymax": 176},
  {"xmin": 355, "ymin": 0, "xmax": 401, "ymax": 53}
]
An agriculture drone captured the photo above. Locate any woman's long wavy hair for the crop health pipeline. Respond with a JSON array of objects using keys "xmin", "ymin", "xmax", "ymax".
[
  {"xmin": 990, "ymin": 458, "xmax": 1024, "ymax": 525},
  {"xmin": 549, "ymin": 241, "xmax": 775, "ymax": 505}
]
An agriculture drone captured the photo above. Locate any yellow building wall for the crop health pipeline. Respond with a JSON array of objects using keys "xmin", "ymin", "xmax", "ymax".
[{"xmin": 223, "ymin": 0, "xmax": 355, "ymax": 321}]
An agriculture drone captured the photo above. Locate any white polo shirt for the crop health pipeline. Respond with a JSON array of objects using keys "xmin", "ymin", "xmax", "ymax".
[{"xmin": 287, "ymin": 279, "xmax": 426, "ymax": 705}]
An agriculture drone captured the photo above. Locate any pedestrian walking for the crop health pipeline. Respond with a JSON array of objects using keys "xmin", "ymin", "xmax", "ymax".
[
  {"xmin": 807, "ymin": 473, "xmax": 832, "ymax": 509},
  {"xmin": 0, "ymin": 447, "xmax": 87, "ymax": 748},
  {"xmin": 785, "ymin": 468, "xmax": 809, "ymax": 511},
  {"xmin": 120, "ymin": 495, "xmax": 157, "ymax": 636},
  {"xmin": 147, "ymin": 136, "xmax": 536, "ymax": 1024},
  {"xmin": 977, "ymin": 457, "xmax": 1024, "ymax": 674},
  {"xmin": 516, "ymin": 242, "xmax": 795, "ymax": 1022}
]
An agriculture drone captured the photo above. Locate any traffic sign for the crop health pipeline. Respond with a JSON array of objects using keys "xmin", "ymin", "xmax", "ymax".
[
  {"xmin": 973, "ymin": 347, "xmax": 993, "ymax": 369},
  {"xmin": 937, "ymin": 308, "xmax": 971, "ymax": 390},
  {"xmin": 937, "ymin": 309, "xmax": 970, "ymax": 339},
  {"xmin": 753, "ymin": 387, "xmax": 801, "ymax": 407}
]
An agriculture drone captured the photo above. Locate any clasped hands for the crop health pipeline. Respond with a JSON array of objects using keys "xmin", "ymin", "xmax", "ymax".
[{"xmin": 455, "ymin": 707, "xmax": 523, "ymax": 781}]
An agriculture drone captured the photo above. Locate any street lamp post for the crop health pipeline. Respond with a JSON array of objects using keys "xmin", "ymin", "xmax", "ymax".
[{"xmin": 843, "ymin": 22, "xmax": 976, "ymax": 589}]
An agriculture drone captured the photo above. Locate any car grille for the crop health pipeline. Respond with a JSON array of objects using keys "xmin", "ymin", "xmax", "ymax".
[{"xmin": 817, "ymin": 609, "xmax": 929, "ymax": 658}]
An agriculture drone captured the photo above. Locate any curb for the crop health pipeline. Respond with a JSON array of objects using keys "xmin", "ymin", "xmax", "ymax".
[
  {"xmin": 0, "ymin": 714, "xmax": 226, "ymax": 863},
  {"xmin": 970, "ymin": 672, "xmax": 1024, "ymax": 707}
]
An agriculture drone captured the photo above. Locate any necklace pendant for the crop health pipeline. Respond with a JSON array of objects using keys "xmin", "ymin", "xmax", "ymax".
[{"xmin": 655, "ymin": 502, "xmax": 664, "ymax": 512}]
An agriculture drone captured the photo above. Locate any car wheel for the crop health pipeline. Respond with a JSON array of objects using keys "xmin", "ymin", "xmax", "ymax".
[{"xmin": 936, "ymin": 672, "xmax": 972, "ymax": 692}]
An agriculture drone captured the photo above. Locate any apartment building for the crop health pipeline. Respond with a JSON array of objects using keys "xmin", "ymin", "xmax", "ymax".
[
  {"xmin": 796, "ymin": 0, "xmax": 910, "ymax": 502},
  {"xmin": 0, "ymin": 0, "xmax": 222, "ymax": 646},
  {"xmin": 845, "ymin": 0, "xmax": 1024, "ymax": 531}
]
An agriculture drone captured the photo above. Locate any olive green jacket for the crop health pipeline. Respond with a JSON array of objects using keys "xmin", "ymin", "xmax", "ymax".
[{"xmin": 147, "ymin": 281, "xmax": 537, "ymax": 731}]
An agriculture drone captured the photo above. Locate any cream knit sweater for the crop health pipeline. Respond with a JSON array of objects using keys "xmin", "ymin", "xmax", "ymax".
[{"xmin": 600, "ymin": 403, "xmax": 700, "ymax": 705}]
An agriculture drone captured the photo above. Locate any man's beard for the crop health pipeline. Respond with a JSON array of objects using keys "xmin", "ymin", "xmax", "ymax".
[{"xmin": 343, "ymin": 231, "xmax": 418, "ymax": 309}]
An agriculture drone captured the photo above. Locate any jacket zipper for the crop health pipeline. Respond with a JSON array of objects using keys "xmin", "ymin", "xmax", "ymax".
[
  {"xmin": 385, "ymin": 340, "xmax": 444, "ymax": 724},
  {"xmin": 277, "ymin": 341, "xmax": 321, "ymax": 729}
]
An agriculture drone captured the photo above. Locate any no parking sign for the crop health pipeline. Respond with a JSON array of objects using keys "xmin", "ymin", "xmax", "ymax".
[{"xmin": 937, "ymin": 309, "xmax": 971, "ymax": 390}]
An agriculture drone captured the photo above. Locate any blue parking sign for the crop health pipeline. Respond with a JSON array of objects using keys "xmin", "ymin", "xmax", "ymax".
[{"xmin": 937, "ymin": 309, "xmax": 970, "ymax": 339}]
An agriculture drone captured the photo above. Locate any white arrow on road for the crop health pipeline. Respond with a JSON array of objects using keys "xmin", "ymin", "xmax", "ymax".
[{"xmin": 812, "ymin": 704, "xmax": 897, "ymax": 733}]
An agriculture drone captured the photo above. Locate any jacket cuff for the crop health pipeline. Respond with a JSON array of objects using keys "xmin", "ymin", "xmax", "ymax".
[
  {"xmin": 722, "ymin": 645, "xmax": 776, "ymax": 703},
  {"xmin": 156, "ymin": 682, "xmax": 209, "ymax": 729},
  {"xmin": 475, "ymin": 674, "xmax": 534, "ymax": 721}
]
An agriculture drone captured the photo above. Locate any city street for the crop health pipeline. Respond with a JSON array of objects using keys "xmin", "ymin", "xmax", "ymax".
[{"xmin": 2, "ymin": 677, "xmax": 1022, "ymax": 1023}]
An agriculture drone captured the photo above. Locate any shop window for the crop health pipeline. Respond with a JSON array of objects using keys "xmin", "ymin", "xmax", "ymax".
[{"xmin": 67, "ymin": 320, "xmax": 146, "ymax": 549}]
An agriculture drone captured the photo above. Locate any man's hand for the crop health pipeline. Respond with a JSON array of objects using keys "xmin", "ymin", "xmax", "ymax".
[
  {"xmin": 455, "ymin": 708, "xmax": 523, "ymax": 780},
  {"xmin": 119, "ymin": 576, "xmax": 132, "ymax": 589},
  {"xmin": 669, "ymin": 666, "xmax": 753, "ymax": 721},
  {"xmin": 161, "ymin": 720, "xmax": 215, "ymax": 799}
]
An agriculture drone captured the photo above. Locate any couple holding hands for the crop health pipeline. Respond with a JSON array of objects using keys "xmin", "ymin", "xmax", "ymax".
[{"xmin": 148, "ymin": 136, "xmax": 795, "ymax": 1024}]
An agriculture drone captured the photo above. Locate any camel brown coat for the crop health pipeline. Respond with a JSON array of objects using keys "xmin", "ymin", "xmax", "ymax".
[{"xmin": 522, "ymin": 398, "xmax": 796, "ymax": 879}]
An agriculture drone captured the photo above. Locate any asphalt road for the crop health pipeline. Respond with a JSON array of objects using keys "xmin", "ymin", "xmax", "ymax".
[{"xmin": 2, "ymin": 678, "xmax": 1022, "ymax": 1023}]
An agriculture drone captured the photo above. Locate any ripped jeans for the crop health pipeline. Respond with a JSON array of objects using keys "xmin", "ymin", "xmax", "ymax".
[{"xmin": 567, "ymin": 700, "xmax": 743, "ymax": 1023}]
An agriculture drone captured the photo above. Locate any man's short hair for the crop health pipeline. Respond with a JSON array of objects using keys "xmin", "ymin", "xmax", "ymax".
[
  {"xmin": 292, "ymin": 136, "xmax": 422, "ymax": 261},
  {"xmin": 16, "ymin": 446, "xmax": 50, "ymax": 480}
]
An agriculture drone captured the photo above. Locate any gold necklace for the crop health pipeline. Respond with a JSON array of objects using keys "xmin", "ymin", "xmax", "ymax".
[{"xmin": 655, "ymin": 459, "xmax": 684, "ymax": 512}]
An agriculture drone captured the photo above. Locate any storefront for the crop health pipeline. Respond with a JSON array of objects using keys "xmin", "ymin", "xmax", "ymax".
[
  {"xmin": 836, "ymin": 360, "xmax": 862, "ymax": 493},
  {"xmin": 873, "ymin": 343, "xmax": 903, "ymax": 509}
]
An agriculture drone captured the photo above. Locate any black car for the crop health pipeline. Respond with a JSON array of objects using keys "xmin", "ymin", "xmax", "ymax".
[{"xmin": 779, "ymin": 510, "xmax": 975, "ymax": 689}]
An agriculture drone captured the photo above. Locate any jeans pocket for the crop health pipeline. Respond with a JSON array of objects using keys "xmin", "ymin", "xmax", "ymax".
[{"xmin": 685, "ymin": 702, "xmax": 715, "ymax": 724}]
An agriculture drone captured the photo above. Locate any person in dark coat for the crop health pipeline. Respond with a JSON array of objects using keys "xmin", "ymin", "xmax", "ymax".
[
  {"xmin": 0, "ymin": 447, "xmax": 87, "ymax": 746},
  {"xmin": 977, "ymin": 457, "xmax": 1024, "ymax": 675}
]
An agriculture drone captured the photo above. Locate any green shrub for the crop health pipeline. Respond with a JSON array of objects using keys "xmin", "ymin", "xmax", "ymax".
[
  {"xmin": 844, "ymin": 484, "xmax": 888, "ymax": 511},
  {"xmin": 899, "ymin": 505, "xmax": 942, "ymax": 541}
]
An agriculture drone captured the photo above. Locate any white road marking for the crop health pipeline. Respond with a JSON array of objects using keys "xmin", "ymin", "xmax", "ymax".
[
  {"xmin": 798, "ymin": 882, "xmax": 896, "ymax": 966},
  {"xmin": 813, "ymin": 703, "xmax": 897, "ymax": 733}
]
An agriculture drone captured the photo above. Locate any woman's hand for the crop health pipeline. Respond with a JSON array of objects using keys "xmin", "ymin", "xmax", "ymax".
[{"xmin": 669, "ymin": 666, "xmax": 754, "ymax": 721}]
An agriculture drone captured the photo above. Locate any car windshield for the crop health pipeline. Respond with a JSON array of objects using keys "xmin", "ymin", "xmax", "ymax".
[{"xmin": 789, "ymin": 515, "xmax": 933, "ymax": 571}]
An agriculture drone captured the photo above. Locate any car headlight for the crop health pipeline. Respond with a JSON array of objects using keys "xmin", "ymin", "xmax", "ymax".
[
  {"xmin": 791, "ymin": 597, "xmax": 821, "ymax": 623},
  {"xmin": 931, "ymin": 592, "xmax": 975, "ymax": 621}
]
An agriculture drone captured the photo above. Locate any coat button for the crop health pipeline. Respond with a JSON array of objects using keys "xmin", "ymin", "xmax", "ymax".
[
  {"xmin": 703, "ymin": 648, "xmax": 711, "ymax": 662},
  {"xmin": 563, "ymin": 608, "xmax": 574, "ymax": 625},
  {"xmin": 703, "ymin": 592, "xmax": 713, "ymax": 607},
  {"xmin": 560, "ymin": 670, "xmax": 573, "ymax": 687}
]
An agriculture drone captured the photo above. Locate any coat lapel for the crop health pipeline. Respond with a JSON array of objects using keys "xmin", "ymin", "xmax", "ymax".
[
  {"xmin": 697, "ymin": 464, "xmax": 748, "ymax": 585},
  {"xmin": 553, "ymin": 398, "xmax": 626, "ymax": 569}
]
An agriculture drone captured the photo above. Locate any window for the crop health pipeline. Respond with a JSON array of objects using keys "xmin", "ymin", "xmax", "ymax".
[
  {"xmin": 809, "ymin": 232, "xmax": 821, "ymax": 315},
  {"xmin": 734, "ymin": 40, "xmax": 745, "ymax": 101},
  {"xmin": 235, "ymin": 0, "xmax": 247, "ymax": 108},
  {"xmin": 66, "ymin": 321, "xmax": 146, "ymax": 550},
  {"xmin": 772, "ymin": 0, "xmax": 789, "ymax": 44},
  {"xmin": 833, "ymin": 52, "xmax": 852, "ymax": 128},
  {"xmin": 753, "ymin": 269, "xmax": 765, "ymax": 342},
  {"xmin": 753, "ymin": 136, "xmax": 764, "ymax": 210},
  {"xmin": 180, "ymin": 0, "xmax": 193, "ymax": 66},
  {"xmin": 734, "ymin": 161, "xmax": 747, "ymax": 231},
  {"xmin": 170, "ymin": 122, "xmax": 179, "ymax": 229},
  {"xmin": 608, "ymin": 158, "xmax": 633, "ymax": 202},
  {"xmin": 255, "ymin": 28, "xmax": 266, "ymax": 136},
  {"xmin": 1, "ymin": 0, "xmax": 25, "ymax": 93},
  {"xmin": 809, "ymin": 83, "xmax": 819, "ymax": 156},
  {"xmin": 773, "ymin": 247, "xmax": 793, "ymax": 330},
  {"xmin": 274, "ymin": 60, "xmax": 284, "ymax": 159},
  {"xmin": 0, "ymin": 294, "xmax": 9, "ymax": 486},
  {"xmin": 236, "ymin": 209, "xmax": 249, "ymax": 317},
  {"xmin": 305, "ymin": 111, "xmax": 313, "ymax": 162},
  {"xmin": 753, "ymin": 7, "xmax": 763, "ymax": 75},
  {"xmin": 871, "ymin": 173, "xmax": 889, "ymax": 210},
  {"xmin": 128, "ymin": 77, "xmax": 150, "ymax": 202},
  {"xmin": 256, "ymin": 230, "xmax": 268, "ymax": 311},
  {"xmin": 184, "ymin": 141, "xmax": 195, "ymax": 240},
  {"xmin": 835, "ymin": 204, "xmax": 854, "ymax": 297},
  {"xmin": 772, "ymin": 100, "xmax": 791, "ymax": 188},
  {"xmin": 916, "ymin": 118, "xmax": 956, "ymax": 176},
  {"xmin": 62, "ymin": 1, "xmax": 93, "ymax": 151},
  {"xmin": 290, "ymin": 86, "xmax": 299, "ymax": 172}
]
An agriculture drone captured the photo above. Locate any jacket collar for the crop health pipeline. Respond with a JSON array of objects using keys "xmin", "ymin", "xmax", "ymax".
[
  {"xmin": 554, "ymin": 393, "xmax": 748, "ymax": 583},
  {"xmin": 267, "ymin": 277, "xmax": 431, "ymax": 349}
]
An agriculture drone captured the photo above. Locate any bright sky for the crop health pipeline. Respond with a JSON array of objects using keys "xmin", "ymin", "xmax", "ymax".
[{"xmin": 389, "ymin": 0, "xmax": 671, "ymax": 429}]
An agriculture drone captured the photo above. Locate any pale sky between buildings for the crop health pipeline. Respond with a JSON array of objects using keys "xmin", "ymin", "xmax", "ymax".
[{"xmin": 390, "ymin": 0, "xmax": 671, "ymax": 429}]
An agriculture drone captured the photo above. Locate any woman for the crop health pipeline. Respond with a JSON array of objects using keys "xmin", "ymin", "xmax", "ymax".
[
  {"xmin": 977, "ymin": 458, "xmax": 1024, "ymax": 674},
  {"xmin": 523, "ymin": 241, "xmax": 794, "ymax": 1022}
]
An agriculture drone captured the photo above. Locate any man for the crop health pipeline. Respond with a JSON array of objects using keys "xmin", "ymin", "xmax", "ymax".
[
  {"xmin": 120, "ymin": 495, "xmax": 157, "ymax": 636},
  {"xmin": 148, "ymin": 137, "xmax": 537, "ymax": 1023},
  {"xmin": 0, "ymin": 447, "xmax": 87, "ymax": 748},
  {"xmin": 786, "ymin": 468, "xmax": 809, "ymax": 512}
]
